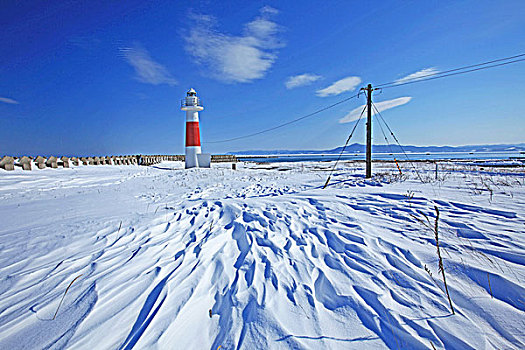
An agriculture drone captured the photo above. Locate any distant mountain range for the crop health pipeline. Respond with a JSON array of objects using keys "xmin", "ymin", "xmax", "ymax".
[{"xmin": 231, "ymin": 143, "xmax": 525, "ymax": 155}]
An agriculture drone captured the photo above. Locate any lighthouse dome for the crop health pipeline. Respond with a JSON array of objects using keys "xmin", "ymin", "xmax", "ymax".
[{"xmin": 187, "ymin": 88, "xmax": 197, "ymax": 97}]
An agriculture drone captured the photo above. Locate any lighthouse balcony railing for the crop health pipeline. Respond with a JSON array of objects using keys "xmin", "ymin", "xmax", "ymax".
[{"xmin": 181, "ymin": 98, "xmax": 203, "ymax": 108}]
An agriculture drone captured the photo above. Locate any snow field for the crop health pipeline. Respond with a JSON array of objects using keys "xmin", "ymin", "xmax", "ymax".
[{"xmin": 0, "ymin": 161, "xmax": 524, "ymax": 349}]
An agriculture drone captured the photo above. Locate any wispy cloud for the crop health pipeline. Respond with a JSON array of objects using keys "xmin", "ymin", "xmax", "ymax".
[
  {"xmin": 260, "ymin": 5, "xmax": 279, "ymax": 16},
  {"xmin": 339, "ymin": 97, "xmax": 412, "ymax": 123},
  {"xmin": 120, "ymin": 44, "xmax": 177, "ymax": 86},
  {"xmin": 0, "ymin": 97, "xmax": 19, "ymax": 104},
  {"xmin": 316, "ymin": 76, "xmax": 361, "ymax": 97},
  {"xmin": 184, "ymin": 7, "xmax": 284, "ymax": 83},
  {"xmin": 285, "ymin": 73, "xmax": 322, "ymax": 89},
  {"xmin": 394, "ymin": 68, "xmax": 438, "ymax": 85}
]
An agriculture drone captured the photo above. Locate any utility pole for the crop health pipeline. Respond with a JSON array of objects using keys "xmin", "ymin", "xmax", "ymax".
[{"xmin": 365, "ymin": 84, "xmax": 373, "ymax": 178}]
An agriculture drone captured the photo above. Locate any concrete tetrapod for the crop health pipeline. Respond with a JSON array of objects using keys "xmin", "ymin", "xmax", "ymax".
[
  {"xmin": 18, "ymin": 156, "xmax": 32, "ymax": 170},
  {"xmin": 34, "ymin": 156, "xmax": 46, "ymax": 169},
  {"xmin": 60, "ymin": 156, "xmax": 70, "ymax": 168},
  {"xmin": 0, "ymin": 156, "xmax": 15, "ymax": 171},
  {"xmin": 45, "ymin": 156, "xmax": 58, "ymax": 169}
]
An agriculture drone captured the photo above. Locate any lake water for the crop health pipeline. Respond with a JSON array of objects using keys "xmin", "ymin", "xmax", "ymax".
[{"xmin": 237, "ymin": 152, "xmax": 525, "ymax": 163}]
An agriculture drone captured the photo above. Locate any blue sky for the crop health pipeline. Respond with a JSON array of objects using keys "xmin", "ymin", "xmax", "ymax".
[{"xmin": 1, "ymin": 0, "xmax": 524, "ymax": 156}]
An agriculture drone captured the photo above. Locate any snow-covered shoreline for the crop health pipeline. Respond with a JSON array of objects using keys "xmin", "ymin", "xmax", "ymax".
[{"xmin": 1, "ymin": 161, "xmax": 524, "ymax": 349}]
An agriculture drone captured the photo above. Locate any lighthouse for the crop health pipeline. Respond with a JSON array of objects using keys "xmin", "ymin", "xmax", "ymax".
[{"xmin": 181, "ymin": 88, "xmax": 210, "ymax": 169}]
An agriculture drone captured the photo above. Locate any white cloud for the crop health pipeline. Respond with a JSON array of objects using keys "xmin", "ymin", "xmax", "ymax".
[
  {"xmin": 316, "ymin": 76, "xmax": 361, "ymax": 97},
  {"xmin": 0, "ymin": 97, "xmax": 19, "ymax": 104},
  {"xmin": 339, "ymin": 97, "xmax": 412, "ymax": 123},
  {"xmin": 120, "ymin": 44, "xmax": 177, "ymax": 86},
  {"xmin": 285, "ymin": 73, "xmax": 322, "ymax": 89},
  {"xmin": 395, "ymin": 68, "xmax": 438, "ymax": 85},
  {"xmin": 260, "ymin": 5, "xmax": 279, "ymax": 16},
  {"xmin": 184, "ymin": 7, "xmax": 284, "ymax": 83}
]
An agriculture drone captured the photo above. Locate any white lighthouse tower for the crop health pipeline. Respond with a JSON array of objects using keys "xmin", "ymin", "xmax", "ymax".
[{"xmin": 181, "ymin": 88, "xmax": 210, "ymax": 169}]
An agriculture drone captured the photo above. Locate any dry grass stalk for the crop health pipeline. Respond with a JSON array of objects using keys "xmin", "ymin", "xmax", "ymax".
[
  {"xmin": 53, "ymin": 274, "xmax": 83, "ymax": 320},
  {"xmin": 434, "ymin": 206, "xmax": 455, "ymax": 315},
  {"xmin": 424, "ymin": 264, "xmax": 444, "ymax": 293},
  {"xmin": 487, "ymin": 273, "xmax": 493, "ymax": 298}
]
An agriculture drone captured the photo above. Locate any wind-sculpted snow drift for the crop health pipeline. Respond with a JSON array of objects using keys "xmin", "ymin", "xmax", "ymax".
[{"xmin": 0, "ymin": 162, "xmax": 524, "ymax": 349}]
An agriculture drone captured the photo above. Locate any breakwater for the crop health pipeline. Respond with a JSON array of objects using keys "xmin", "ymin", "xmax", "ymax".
[{"xmin": 0, "ymin": 154, "xmax": 237, "ymax": 171}]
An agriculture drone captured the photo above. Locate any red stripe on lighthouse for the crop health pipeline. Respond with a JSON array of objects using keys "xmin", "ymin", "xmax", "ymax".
[{"xmin": 186, "ymin": 122, "xmax": 201, "ymax": 147}]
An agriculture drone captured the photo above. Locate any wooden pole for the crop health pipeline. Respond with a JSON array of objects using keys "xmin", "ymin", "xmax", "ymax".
[{"xmin": 366, "ymin": 84, "xmax": 373, "ymax": 178}]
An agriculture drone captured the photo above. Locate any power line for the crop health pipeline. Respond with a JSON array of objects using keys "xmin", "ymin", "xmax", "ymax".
[
  {"xmin": 375, "ymin": 111, "xmax": 404, "ymax": 176},
  {"xmin": 206, "ymin": 93, "xmax": 360, "ymax": 144},
  {"xmin": 381, "ymin": 58, "xmax": 525, "ymax": 89},
  {"xmin": 206, "ymin": 53, "xmax": 524, "ymax": 144},
  {"xmin": 375, "ymin": 109, "xmax": 396, "ymax": 159},
  {"xmin": 323, "ymin": 105, "xmax": 367, "ymax": 189},
  {"xmin": 371, "ymin": 101, "xmax": 426, "ymax": 183},
  {"xmin": 376, "ymin": 54, "xmax": 525, "ymax": 89},
  {"xmin": 376, "ymin": 53, "xmax": 525, "ymax": 87}
]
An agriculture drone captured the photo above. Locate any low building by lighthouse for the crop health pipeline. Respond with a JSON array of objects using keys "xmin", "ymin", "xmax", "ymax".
[{"xmin": 181, "ymin": 88, "xmax": 211, "ymax": 169}]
